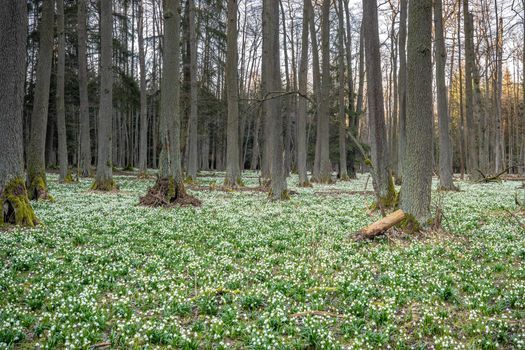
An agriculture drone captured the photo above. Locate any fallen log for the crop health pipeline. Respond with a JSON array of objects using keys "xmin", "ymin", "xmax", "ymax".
[{"xmin": 354, "ymin": 209, "xmax": 405, "ymax": 241}]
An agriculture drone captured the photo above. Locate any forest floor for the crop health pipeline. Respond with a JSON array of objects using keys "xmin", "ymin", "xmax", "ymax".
[{"xmin": 1, "ymin": 171, "xmax": 524, "ymax": 349}]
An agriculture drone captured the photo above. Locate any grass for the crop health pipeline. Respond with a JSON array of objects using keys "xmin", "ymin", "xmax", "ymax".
[{"xmin": 0, "ymin": 172, "xmax": 524, "ymax": 349}]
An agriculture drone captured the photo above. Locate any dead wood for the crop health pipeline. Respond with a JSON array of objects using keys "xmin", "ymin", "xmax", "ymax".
[{"xmin": 354, "ymin": 209, "xmax": 406, "ymax": 241}]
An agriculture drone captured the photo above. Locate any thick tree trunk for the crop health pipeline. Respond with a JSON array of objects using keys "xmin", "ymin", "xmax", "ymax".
[
  {"xmin": 93, "ymin": 0, "xmax": 116, "ymax": 191},
  {"xmin": 56, "ymin": 0, "xmax": 70, "ymax": 183},
  {"xmin": 297, "ymin": 0, "xmax": 310, "ymax": 187},
  {"xmin": 186, "ymin": 0, "xmax": 199, "ymax": 180},
  {"xmin": 0, "ymin": 0, "xmax": 38, "ymax": 227},
  {"xmin": 138, "ymin": 0, "xmax": 148, "ymax": 176},
  {"xmin": 401, "ymin": 0, "xmax": 433, "ymax": 224},
  {"xmin": 78, "ymin": 0, "xmax": 91, "ymax": 177},
  {"xmin": 434, "ymin": 0, "xmax": 456, "ymax": 191},
  {"xmin": 363, "ymin": 0, "xmax": 394, "ymax": 205},
  {"xmin": 344, "ymin": 0, "xmax": 357, "ymax": 178},
  {"xmin": 225, "ymin": 0, "xmax": 242, "ymax": 186},
  {"xmin": 26, "ymin": 0, "xmax": 54, "ymax": 200},
  {"xmin": 263, "ymin": 0, "xmax": 288, "ymax": 199}
]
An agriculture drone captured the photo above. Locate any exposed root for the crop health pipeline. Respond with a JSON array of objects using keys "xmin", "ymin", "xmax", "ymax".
[
  {"xmin": 1, "ymin": 177, "xmax": 38, "ymax": 227},
  {"xmin": 140, "ymin": 177, "xmax": 201, "ymax": 208}
]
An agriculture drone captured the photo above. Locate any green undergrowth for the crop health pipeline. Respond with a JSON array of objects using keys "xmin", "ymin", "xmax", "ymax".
[{"xmin": 0, "ymin": 172, "xmax": 524, "ymax": 349}]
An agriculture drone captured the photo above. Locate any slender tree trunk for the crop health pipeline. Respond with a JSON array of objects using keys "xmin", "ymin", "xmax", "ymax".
[
  {"xmin": 397, "ymin": 0, "xmax": 407, "ymax": 184},
  {"xmin": 56, "ymin": 0, "xmax": 70, "ymax": 183},
  {"xmin": 225, "ymin": 0, "xmax": 242, "ymax": 186},
  {"xmin": 344, "ymin": 0, "xmax": 357, "ymax": 177},
  {"xmin": 0, "ymin": 0, "xmax": 38, "ymax": 226},
  {"xmin": 93, "ymin": 0, "xmax": 116, "ymax": 191},
  {"xmin": 495, "ymin": 14, "xmax": 504, "ymax": 172},
  {"xmin": 309, "ymin": 0, "xmax": 322, "ymax": 181},
  {"xmin": 402, "ymin": 0, "xmax": 433, "ymax": 223},
  {"xmin": 434, "ymin": 0, "xmax": 456, "ymax": 190},
  {"xmin": 297, "ymin": 0, "xmax": 310, "ymax": 186},
  {"xmin": 317, "ymin": 0, "xmax": 332, "ymax": 183},
  {"xmin": 363, "ymin": 0, "xmax": 394, "ymax": 204},
  {"xmin": 186, "ymin": 0, "xmax": 199, "ymax": 180},
  {"xmin": 138, "ymin": 0, "xmax": 148, "ymax": 176},
  {"xmin": 26, "ymin": 0, "xmax": 54, "ymax": 200},
  {"xmin": 463, "ymin": 1, "xmax": 480, "ymax": 180},
  {"xmin": 337, "ymin": 0, "xmax": 349, "ymax": 181}
]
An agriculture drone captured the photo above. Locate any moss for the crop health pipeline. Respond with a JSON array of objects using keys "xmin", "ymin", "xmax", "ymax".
[
  {"xmin": 91, "ymin": 178, "xmax": 118, "ymax": 191},
  {"xmin": 28, "ymin": 175, "xmax": 54, "ymax": 202},
  {"xmin": 223, "ymin": 176, "xmax": 244, "ymax": 188},
  {"xmin": 268, "ymin": 189, "xmax": 290, "ymax": 201},
  {"xmin": 397, "ymin": 213, "xmax": 421, "ymax": 234},
  {"xmin": 61, "ymin": 172, "xmax": 75, "ymax": 184},
  {"xmin": 1, "ymin": 177, "xmax": 38, "ymax": 227},
  {"xmin": 339, "ymin": 174, "xmax": 351, "ymax": 181},
  {"xmin": 317, "ymin": 176, "xmax": 334, "ymax": 185}
]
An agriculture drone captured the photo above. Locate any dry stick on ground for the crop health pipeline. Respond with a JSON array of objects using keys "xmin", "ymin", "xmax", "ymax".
[
  {"xmin": 476, "ymin": 166, "xmax": 518, "ymax": 183},
  {"xmin": 289, "ymin": 310, "xmax": 346, "ymax": 319},
  {"xmin": 354, "ymin": 209, "xmax": 406, "ymax": 241}
]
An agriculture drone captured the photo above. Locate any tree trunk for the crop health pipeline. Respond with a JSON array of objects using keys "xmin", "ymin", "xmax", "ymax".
[
  {"xmin": 56, "ymin": 0, "xmax": 70, "ymax": 183},
  {"xmin": 401, "ymin": 0, "xmax": 433, "ymax": 224},
  {"xmin": 463, "ymin": 1, "xmax": 480, "ymax": 180},
  {"xmin": 337, "ymin": 0, "xmax": 348, "ymax": 181},
  {"xmin": 0, "ymin": 0, "xmax": 38, "ymax": 227},
  {"xmin": 317, "ymin": 0, "xmax": 332, "ymax": 184},
  {"xmin": 297, "ymin": 0, "xmax": 310, "ymax": 187},
  {"xmin": 363, "ymin": 0, "xmax": 394, "ymax": 205},
  {"xmin": 138, "ymin": 0, "xmax": 148, "ymax": 176},
  {"xmin": 309, "ymin": 0, "xmax": 322, "ymax": 181},
  {"xmin": 186, "ymin": 0, "xmax": 199, "ymax": 180},
  {"xmin": 397, "ymin": 0, "xmax": 407, "ymax": 183},
  {"xmin": 434, "ymin": 0, "xmax": 456, "ymax": 190},
  {"xmin": 263, "ymin": 0, "xmax": 288, "ymax": 199},
  {"xmin": 93, "ymin": 0, "xmax": 116, "ymax": 191},
  {"xmin": 225, "ymin": 0, "xmax": 242, "ymax": 186},
  {"xmin": 26, "ymin": 0, "xmax": 55, "ymax": 200}
]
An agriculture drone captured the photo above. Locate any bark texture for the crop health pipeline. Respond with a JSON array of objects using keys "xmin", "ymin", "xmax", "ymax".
[
  {"xmin": 401, "ymin": 0, "xmax": 433, "ymax": 224},
  {"xmin": 26, "ymin": 0, "xmax": 55, "ymax": 200},
  {"xmin": 297, "ymin": 0, "xmax": 310, "ymax": 187},
  {"xmin": 138, "ymin": 0, "xmax": 148, "ymax": 176},
  {"xmin": 363, "ymin": 0, "xmax": 394, "ymax": 204},
  {"xmin": 434, "ymin": 0, "xmax": 456, "ymax": 190},
  {"xmin": 0, "ymin": 0, "xmax": 38, "ymax": 226},
  {"xmin": 224, "ymin": 0, "xmax": 242, "ymax": 187},
  {"xmin": 78, "ymin": 0, "xmax": 91, "ymax": 177},
  {"xmin": 186, "ymin": 0, "xmax": 199, "ymax": 180},
  {"xmin": 397, "ymin": 0, "xmax": 407, "ymax": 183},
  {"xmin": 56, "ymin": 0, "xmax": 70, "ymax": 183},
  {"xmin": 93, "ymin": 0, "xmax": 116, "ymax": 191}
]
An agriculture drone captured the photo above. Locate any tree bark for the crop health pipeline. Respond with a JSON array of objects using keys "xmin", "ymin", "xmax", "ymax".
[
  {"xmin": 434, "ymin": 0, "xmax": 456, "ymax": 190},
  {"xmin": 138, "ymin": 0, "xmax": 149, "ymax": 176},
  {"xmin": 297, "ymin": 0, "xmax": 310, "ymax": 187},
  {"xmin": 337, "ymin": 0, "xmax": 348, "ymax": 181},
  {"xmin": 186, "ymin": 0, "xmax": 199, "ymax": 180},
  {"xmin": 26, "ymin": 0, "xmax": 55, "ymax": 200},
  {"xmin": 401, "ymin": 0, "xmax": 433, "ymax": 223},
  {"xmin": 263, "ymin": 0, "xmax": 288, "ymax": 199},
  {"xmin": 363, "ymin": 0, "xmax": 394, "ymax": 204},
  {"xmin": 93, "ymin": 0, "xmax": 116, "ymax": 191},
  {"xmin": 397, "ymin": 0, "xmax": 407, "ymax": 183},
  {"xmin": 0, "ymin": 0, "xmax": 38, "ymax": 227},
  {"xmin": 56, "ymin": 0, "xmax": 70, "ymax": 183},
  {"xmin": 225, "ymin": 0, "xmax": 242, "ymax": 186}
]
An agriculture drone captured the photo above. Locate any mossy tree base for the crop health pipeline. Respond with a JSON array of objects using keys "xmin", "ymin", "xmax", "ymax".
[
  {"xmin": 1, "ymin": 177, "xmax": 38, "ymax": 227},
  {"xmin": 268, "ymin": 189, "xmax": 290, "ymax": 201},
  {"xmin": 27, "ymin": 175, "xmax": 54, "ymax": 202},
  {"xmin": 223, "ymin": 177, "xmax": 244, "ymax": 189},
  {"xmin": 397, "ymin": 213, "xmax": 421, "ymax": 234},
  {"xmin": 339, "ymin": 174, "xmax": 351, "ymax": 182},
  {"xmin": 91, "ymin": 178, "xmax": 118, "ymax": 192},
  {"xmin": 438, "ymin": 184, "xmax": 459, "ymax": 192},
  {"xmin": 60, "ymin": 172, "xmax": 75, "ymax": 184},
  {"xmin": 140, "ymin": 177, "xmax": 201, "ymax": 207}
]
